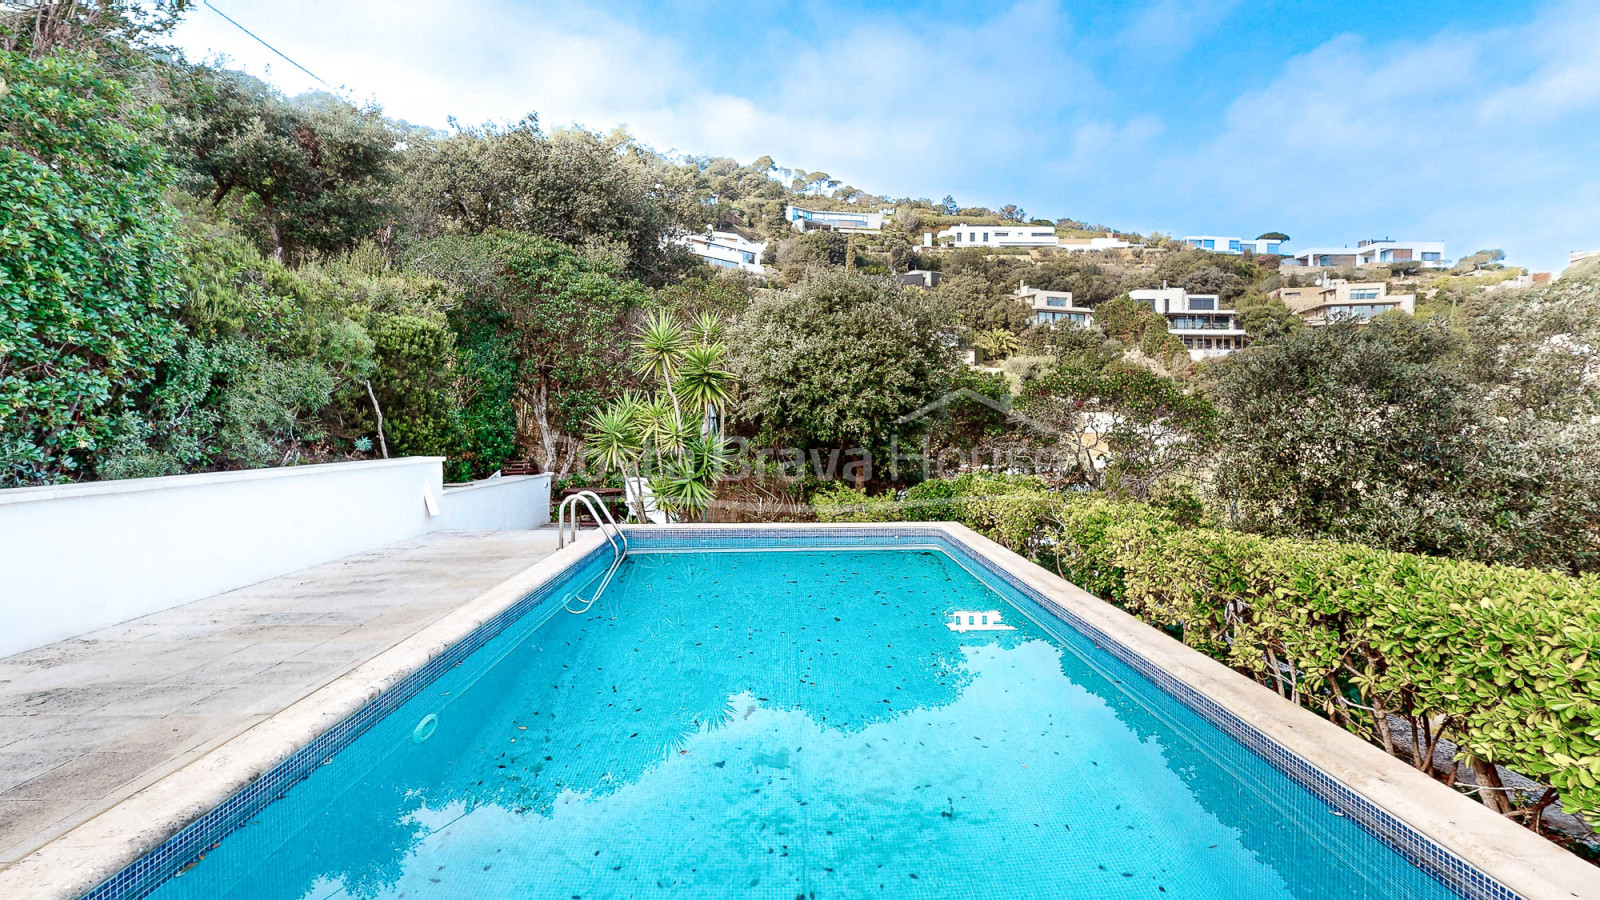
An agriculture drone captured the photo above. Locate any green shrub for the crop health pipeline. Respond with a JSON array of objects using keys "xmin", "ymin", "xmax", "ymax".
[
  {"xmin": 1045, "ymin": 508, "xmax": 1600, "ymax": 819},
  {"xmin": 1, "ymin": 51, "xmax": 181, "ymax": 484},
  {"xmin": 811, "ymin": 481, "xmax": 895, "ymax": 523}
]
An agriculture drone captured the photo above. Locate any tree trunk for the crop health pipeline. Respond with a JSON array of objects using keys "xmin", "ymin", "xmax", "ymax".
[
  {"xmin": 364, "ymin": 380, "xmax": 389, "ymax": 459},
  {"xmin": 1469, "ymin": 758, "xmax": 1515, "ymax": 815}
]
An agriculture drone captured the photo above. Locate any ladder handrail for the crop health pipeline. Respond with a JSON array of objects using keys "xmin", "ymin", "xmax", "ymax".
[
  {"xmin": 555, "ymin": 490, "xmax": 629, "ymax": 615},
  {"xmin": 557, "ymin": 490, "xmax": 627, "ymax": 555}
]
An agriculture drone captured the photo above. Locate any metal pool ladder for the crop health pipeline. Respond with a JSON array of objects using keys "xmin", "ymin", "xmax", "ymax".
[{"xmin": 555, "ymin": 490, "xmax": 629, "ymax": 614}]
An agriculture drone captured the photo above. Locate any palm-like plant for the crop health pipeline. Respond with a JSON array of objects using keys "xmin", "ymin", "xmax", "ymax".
[
  {"xmin": 653, "ymin": 432, "xmax": 732, "ymax": 518},
  {"xmin": 974, "ymin": 328, "xmax": 1018, "ymax": 359},
  {"xmin": 587, "ymin": 310, "xmax": 739, "ymax": 523},
  {"xmin": 675, "ymin": 343, "xmax": 736, "ymax": 434}
]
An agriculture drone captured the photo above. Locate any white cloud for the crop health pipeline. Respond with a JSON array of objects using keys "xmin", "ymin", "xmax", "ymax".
[{"xmin": 1145, "ymin": 1, "xmax": 1600, "ymax": 272}]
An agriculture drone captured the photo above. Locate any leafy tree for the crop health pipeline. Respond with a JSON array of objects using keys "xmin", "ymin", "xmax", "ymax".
[
  {"xmin": 1207, "ymin": 315, "xmax": 1600, "ymax": 571},
  {"xmin": 1235, "ymin": 293, "xmax": 1303, "ymax": 343},
  {"xmin": 973, "ymin": 328, "xmax": 1019, "ymax": 359},
  {"xmin": 0, "ymin": 0, "xmax": 190, "ymax": 68},
  {"xmin": 162, "ymin": 66, "xmax": 399, "ymax": 262},
  {"xmin": 419, "ymin": 232, "xmax": 643, "ymax": 476},
  {"xmin": 999, "ymin": 204, "xmax": 1025, "ymax": 222},
  {"xmin": 730, "ymin": 272, "xmax": 958, "ymax": 474},
  {"xmin": 1012, "ymin": 363, "xmax": 1217, "ymax": 495},
  {"xmin": 933, "ymin": 273, "xmax": 1030, "ymax": 333},
  {"xmin": 1256, "ymin": 231, "xmax": 1289, "ymax": 241},
  {"xmin": 1, "ymin": 50, "xmax": 181, "ymax": 485},
  {"xmin": 1095, "ymin": 295, "xmax": 1187, "ymax": 367}
]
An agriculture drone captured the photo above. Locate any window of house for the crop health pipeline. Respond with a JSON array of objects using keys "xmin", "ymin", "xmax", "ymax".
[
  {"xmin": 1189, "ymin": 297, "xmax": 1215, "ymax": 311},
  {"xmin": 1422, "ymin": 252, "xmax": 1441, "ymax": 261},
  {"xmin": 1046, "ymin": 297, "xmax": 1068, "ymax": 307},
  {"xmin": 1351, "ymin": 289, "xmax": 1379, "ymax": 300},
  {"xmin": 983, "ymin": 232, "xmax": 990, "ymax": 242},
  {"xmin": 1202, "ymin": 239, "xmax": 1215, "ymax": 249},
  {"xmin": 994, "ymin": 232, "xmax": 1009, "ymax": 237},
  {"xmin": 1228, "ymin": 240, "xmax": 1242, "ymax": 252}
]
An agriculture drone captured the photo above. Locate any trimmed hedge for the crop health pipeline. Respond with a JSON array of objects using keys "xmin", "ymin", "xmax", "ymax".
[{"xmin": 832, "ymin": 476, "xmax": 1600, "ymax": 823}]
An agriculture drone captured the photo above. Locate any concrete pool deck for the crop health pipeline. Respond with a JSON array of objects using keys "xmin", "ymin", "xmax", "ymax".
[{"xmin": 0, "ymin": 529, "xmax": 562, "ymax": 872}]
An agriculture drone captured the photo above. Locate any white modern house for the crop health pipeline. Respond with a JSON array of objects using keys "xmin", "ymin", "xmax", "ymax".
[
  {"xmin": 681, "ymin": 230, "xmax": 766, "ymax": 275},
  {"xmin": 935, "ymin": 223, "xmax": 1060, "ymax": 249},
  {"xmin": 1283, "ymin": 239, "xmax": 1448, "ymax": 269},
  {"xmin": 1055, "ymin": 235, "xmax": 1134, "ymax": 253},
  {"xmin": 1273, "ymin": 280, "xmax": 1415, "ymax": 327},
  {"xmin": 1012, "ymin": 282, "xmax": 1094, "ymax": 326},
  {"xmin": 1182, "ymin": 236, "xmax": 1288, "ymax": 256},
  {"xmin": 786, "ymin": 205, "xmax": 885, "ymax": 233},
  {"xmin": 1129, "ymin": 286, "xmax": 1247, "ymax": 361}
]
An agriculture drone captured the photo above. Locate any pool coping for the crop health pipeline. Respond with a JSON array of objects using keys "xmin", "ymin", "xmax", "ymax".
[{"xmin": 3, "ymin": 523, "xmax": 1591, "ymax": 900}]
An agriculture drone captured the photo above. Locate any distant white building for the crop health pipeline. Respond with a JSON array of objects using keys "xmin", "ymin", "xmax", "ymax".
[
  {"xmin": 1055, "ymin": 235, "xmax": 1134, "ymax": 253},
  {"xmin": 1012, "ymin": 282, "xmax": 1094, "ymax": 327},
  {"xmin": 1273, "ymin": 280, "xmax": 1414, "ymax": 327},
  {"xmin": 934, "ymin": 223, "xmax": 1060, "ymax": 249},
  {"xmin": 1182, "ymin": 236, "xmax": 1288, "ymax": 256},
  {"xmin": 681, "ymin": 230, "xmax": 766, "ymax": 275},
  {"xmin": 786, "ymin": 205, "xmax": 885, "ymax": 233},
  {"xmin": 1129, "ymin": 286, "xmax": 1247, "ymax": 361},
  {"xmin": 1283, "ymin": 239, "xmax": 1447, "ymax": 269}
]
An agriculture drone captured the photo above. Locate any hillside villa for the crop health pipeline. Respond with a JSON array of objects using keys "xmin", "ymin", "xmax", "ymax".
[
  {"xmin": 1273, "ymin": 280, "xmax": 1416, "ymax": 326},
  {"xmin": 786, "ymin": 204, "xmax": 886, "ymax": 232},
  {"xmin": 1129, "ymin": 286, "xmax": 1248, "ymax": 361},
  {"xmin": 1282, "ymin": 239, "xmax": 1448, "ymax": 269},
  {"xmin": 681, "ymin": 230, "xmax": 766, "ymax": 275},
  {"xmin": 1012, "ymin": 282, "xmax": 1094, "ymax": 326}
]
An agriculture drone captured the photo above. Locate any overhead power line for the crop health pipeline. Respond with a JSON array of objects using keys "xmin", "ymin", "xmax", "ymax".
[{"xmin": 202, "ymin": 1, "xmax": 332, "ymax": 88}]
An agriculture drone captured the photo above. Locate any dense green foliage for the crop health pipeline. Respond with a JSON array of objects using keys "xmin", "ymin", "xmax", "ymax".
[
  {"xmin": 1, "ymin": 50, "xmax": 180, "ymax": 483},
  {"xmin": 731, "ymin": 271, "xmax": 958, "ymax": 468}
]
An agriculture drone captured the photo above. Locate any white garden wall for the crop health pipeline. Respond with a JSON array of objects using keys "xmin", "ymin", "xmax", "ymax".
[
  {"xmin": 0, "ymin": 458, "xmax": 551, "ymax": 657},
  {"xmin": 437, "ymin": 474, "xmax": 552, "ymax": 531}
]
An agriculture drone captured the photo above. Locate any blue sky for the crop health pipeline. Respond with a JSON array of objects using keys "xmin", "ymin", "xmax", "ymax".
[{"xmin": 172, "ymin": 0, "xmax": 1600, "ymax": 273}]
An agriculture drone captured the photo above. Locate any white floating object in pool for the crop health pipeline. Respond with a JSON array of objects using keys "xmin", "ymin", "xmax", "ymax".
[{"xmin": 946, "ymin": 610, "xmax": 1015, "ymax": 632}]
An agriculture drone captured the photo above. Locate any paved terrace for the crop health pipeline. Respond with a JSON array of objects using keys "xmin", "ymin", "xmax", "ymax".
[{"xmin": 0, "ymin": 530, "xmax": 560, "ymax": 869}]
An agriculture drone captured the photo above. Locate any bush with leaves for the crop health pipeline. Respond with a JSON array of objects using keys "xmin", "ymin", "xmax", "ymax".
[
  {"xmin": 731, "ymin": 271, "xmax": 958, "ymax": 472},
  {"xmin": 1, "ymin": 50, "xmax": 181, "ymax": 485}
]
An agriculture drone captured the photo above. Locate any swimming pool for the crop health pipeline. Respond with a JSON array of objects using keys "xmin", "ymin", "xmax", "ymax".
[{"xmin": 84, "ymin": 527, "xmax": 1521, "ymax": 900}]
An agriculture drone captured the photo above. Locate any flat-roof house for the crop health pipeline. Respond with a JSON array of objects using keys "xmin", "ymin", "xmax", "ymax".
[
  {"xmin": 786, "ymin": 205, "xmax": 885, "ymax": 233},
  {"xmin": 1055, "ymin": 235, "xmax": 1134, "ymax": 253},
  {"xmin": 896, "ymin": 269, "xmax": 942, "ymax": 289},
  {"xmin": 1283, "ymin": 239, "xmax": 1447, "ymax": 270},
  {"xmin": 682, "ymin": 230, "xmax": 766, "ymax": 275},
  {"xmin": 1182, "ymin": 236, "xmax": 1288, "ymax": 256},
  {"xmin": 1129, "ymin": 287, "xmax": 1247, "ymax": 361},
  {"xmin": 1013, "ymin": 282, "xmax": 1093, "ymax": 327},
  {"xmin": 936, "ymin": 224, "xmax": 1060, "ymax": 249},
  {"xmin": 1273, "ymin": 280, "xmax": 1415, "ymax": 327}
]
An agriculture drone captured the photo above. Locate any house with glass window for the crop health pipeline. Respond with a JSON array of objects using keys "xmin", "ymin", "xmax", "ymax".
[
  {"xmin": 1282, "ymin": 239, "xmax": 1447, "ymax": 269},
  {"xmin": 1273, "ymin": 280, "xmax": 1415, "ymax": 326},
  {"xmin": 1129, "ymin": 286, "xmax": 1247, "ymax": 361},
  {"xmin": 936, "ymin": 224, "xmax": 1060, "ymax": 249},
  {"xmin": 785, "ymin": 205, "xmax": 885, "ymax": 233},
  {"xmin": 1012, "ymin": 283, "xmax": 1094, "ymax": 326},
  {"xmin": 680, "ymin": 230, "xmax": 766, "ymax": 275},
  {"xmin": 1181, "ymin": 236, "xmax": 1287, "ymax": 256}
]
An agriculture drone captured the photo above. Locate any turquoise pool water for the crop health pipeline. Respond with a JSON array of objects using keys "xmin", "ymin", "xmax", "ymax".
[{"xmin": 141, "ymin": 548, "xmax": 1464, "ymax": 899}]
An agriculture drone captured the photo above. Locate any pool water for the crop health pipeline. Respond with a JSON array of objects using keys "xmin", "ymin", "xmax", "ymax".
[{"xmin": 142, "ymin": 548, "xmax": 1463, "ymax": 900}]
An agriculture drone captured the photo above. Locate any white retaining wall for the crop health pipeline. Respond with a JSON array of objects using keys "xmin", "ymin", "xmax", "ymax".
[
  {"xmin": 437, "ymin": 474, "xmax": 552, "ymax": 532},
  {"xmin": 0, "ymin": 458, "xmax": 551, "ymax": 657}
]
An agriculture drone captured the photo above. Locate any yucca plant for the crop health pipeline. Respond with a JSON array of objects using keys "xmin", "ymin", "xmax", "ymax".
[
  {"xmin": 586, "ymin": 310, "xmax": 739, "ymax": 522},
  {"xmin": 675, "ymin": 343, "xmax": 736, "ymax": 435}
]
